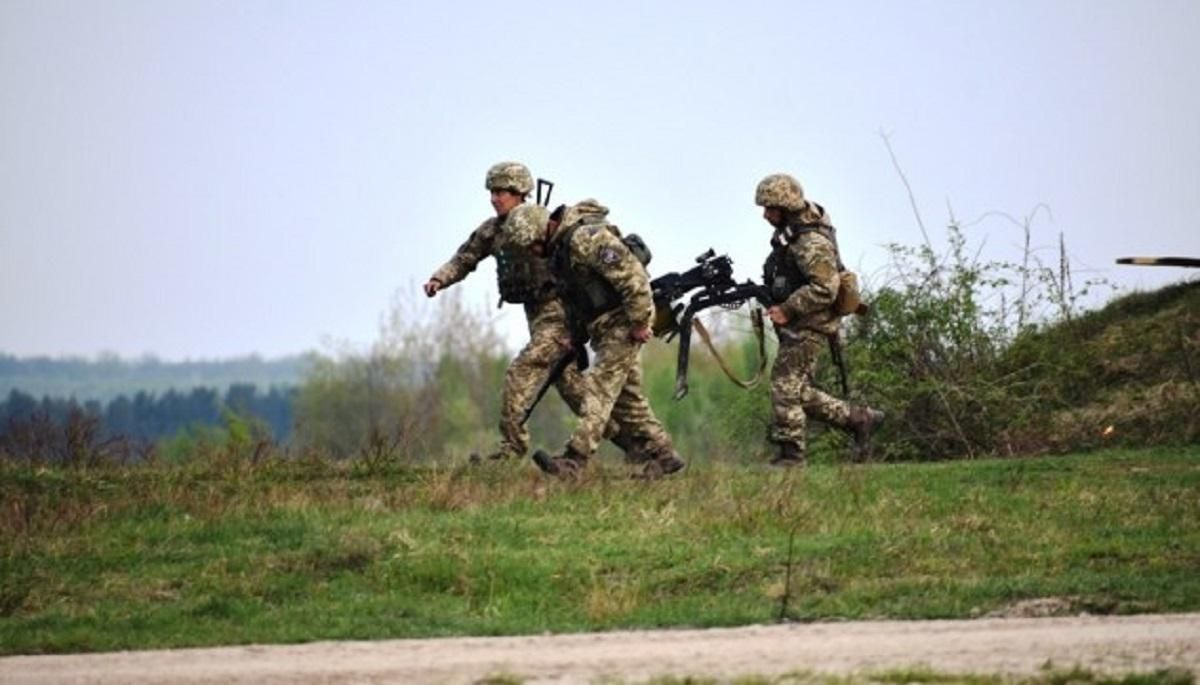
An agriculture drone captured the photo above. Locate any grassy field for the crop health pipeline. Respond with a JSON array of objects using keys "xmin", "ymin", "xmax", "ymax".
[{"xmin": 1, "ymin": 445, "xmax": 1198, "ymax": 655}]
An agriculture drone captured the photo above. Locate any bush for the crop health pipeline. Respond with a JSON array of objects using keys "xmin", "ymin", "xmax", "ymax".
[
  {"xmin": 847, "ymin": 215, "xmax": 1196, "ymax": 460},
  {"xmin": 291, "ymin": 287, "xmax": 575, "ymax": 462}
]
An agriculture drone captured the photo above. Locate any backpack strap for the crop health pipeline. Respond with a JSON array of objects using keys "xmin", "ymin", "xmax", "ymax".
[{"xmin": 777, "ymin": 223, "xmax": 845, "ymax": 271}]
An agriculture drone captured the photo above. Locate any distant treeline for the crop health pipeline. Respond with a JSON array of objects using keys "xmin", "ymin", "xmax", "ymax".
[
  {"xmin": 1, "ymin": 384, "xmax": 295, "ymax": 443},
  {"xmin": 0, "ymin": 352, "xmax": 314, "ymax": 403}
]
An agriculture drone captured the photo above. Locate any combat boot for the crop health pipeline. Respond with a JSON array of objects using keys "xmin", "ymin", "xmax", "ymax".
[
  {"xmin": 635, "ymin": 451, "xmax": 686, "ymax": 480},
  {"xmin": 769, "ymin": 442, "xmax": 806, "ymax": 467},
  {"xmin": 531, "ymin": 447, "xmax": 587, "ymax": 479},
  {"xmin": 846, "ymin": 406, "xmax": 886, "ymax": 460},
  {"xmin": 610, "ymin": 433, "xmax": 652, "ymax": 465}
]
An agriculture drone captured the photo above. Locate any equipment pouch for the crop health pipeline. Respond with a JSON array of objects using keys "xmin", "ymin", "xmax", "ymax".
[
  {"xmin": 834, "ymin": 270, "xmax": 867, "ymax": 316},
  {"xmin": 495, "ymin": 248, "xmax": 534, "ymax": 304}
]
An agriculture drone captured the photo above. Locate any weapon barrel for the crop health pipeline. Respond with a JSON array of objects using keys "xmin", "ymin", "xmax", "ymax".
[{"xmin": 1116, "ymin": 257, "xmax": 1200, "ymax": 268}]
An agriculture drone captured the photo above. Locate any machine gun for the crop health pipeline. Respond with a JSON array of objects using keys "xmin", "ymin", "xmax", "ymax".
[
  {"xmin": 520, "ymin": 248, "xmax": 771, "ymax": 426},
  {"xmin": 521, "ymin": 243, "xmax": 865, "ymax": 424},
  {"xmin": 650, "ymin": 249, "xmax": 774, "ymax": 400}
]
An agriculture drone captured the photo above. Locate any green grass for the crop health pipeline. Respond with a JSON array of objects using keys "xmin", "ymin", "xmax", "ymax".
[{"xmin": 2, "ymin": 445, "xmax": 1198, "ymax": 655}]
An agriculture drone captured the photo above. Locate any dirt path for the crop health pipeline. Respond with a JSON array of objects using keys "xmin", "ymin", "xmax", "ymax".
[{"xmin": 3, "ymin": 613, "xmax": 1198, "ymax": 684}]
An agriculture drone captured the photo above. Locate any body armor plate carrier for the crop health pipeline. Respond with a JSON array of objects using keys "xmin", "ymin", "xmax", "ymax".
[
  {"xmin": 495, "ymin": 246, "xmax": 556, "ymax": 304},
  {"xmin": 762, "ymin": 223, "xmax": 842, "ymax": 303}
]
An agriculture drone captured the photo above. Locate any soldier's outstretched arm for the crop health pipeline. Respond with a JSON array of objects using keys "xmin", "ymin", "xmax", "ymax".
[{"xmin": 427, "ymin": 218, "xmax": 498, "ymax": 292}]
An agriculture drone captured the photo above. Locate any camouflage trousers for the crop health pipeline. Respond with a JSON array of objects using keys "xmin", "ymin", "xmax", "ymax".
[
  {"xmin": 495, "ymin": 299, "xmax": 618, "ymax": 458},
  {"xmin": 564, "ymin": 318, "xmax": 674, "ymax": 459},
  {"xmin": 770, "ymin": 328, "xmax": 852, "ymax": 454}
]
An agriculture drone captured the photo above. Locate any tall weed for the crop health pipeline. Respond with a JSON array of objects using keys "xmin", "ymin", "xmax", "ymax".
[{"xmin": 847, "ymin": 213, "xmax": 1196, "ymax": 460}]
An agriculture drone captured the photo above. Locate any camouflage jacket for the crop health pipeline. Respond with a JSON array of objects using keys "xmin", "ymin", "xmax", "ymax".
[
  {"xmin": 549, "ymin": 200, "xmax": 654, "ymax": 338},
  {"xmin": 430, "ymin": 214, "xmax": 555, "ymax": 305},
  {"xmin": 764, "ymin": 209, "xmax": 842, "ymax": 336}
]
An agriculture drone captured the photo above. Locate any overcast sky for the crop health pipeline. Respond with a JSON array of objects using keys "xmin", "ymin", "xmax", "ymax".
[{"xmin": 2, "ymin": 0, "xmax": 1197, "ymax": 360}]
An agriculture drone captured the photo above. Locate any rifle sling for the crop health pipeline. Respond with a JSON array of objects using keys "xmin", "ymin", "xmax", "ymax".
[{"xmin": 690, "ymin": 308, "xmax": 767, "ymax": 390}]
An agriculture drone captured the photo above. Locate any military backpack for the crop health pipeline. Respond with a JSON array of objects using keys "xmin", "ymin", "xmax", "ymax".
[{"xmin": 550, "ymin": 222, "xmax": 653, "ymax": 327}]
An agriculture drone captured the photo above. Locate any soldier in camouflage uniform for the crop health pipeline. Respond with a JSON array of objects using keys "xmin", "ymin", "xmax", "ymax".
[
  {"xmin": 501, "ymin": 201, "xmax": 686, "ymax": 479},
  {"xmin": 424, "ymin": 162, "xmax": 630, "ymax": 463},
  {"xmin": 756, "ymin": 173, "xmax": 885, "ymax": 466}
]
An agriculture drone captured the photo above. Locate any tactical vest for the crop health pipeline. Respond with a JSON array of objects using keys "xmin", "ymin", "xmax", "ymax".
[
  {"xmin": 494, "ymin": 246, "xmax": 555, "ymax": 304},
  {"xmin": 549, "ymin": 222, "xmax": 651, "ymax": 326},
  {"xmin": 762, "ymin": 223, "xmax": 842, "ymax": 304}
]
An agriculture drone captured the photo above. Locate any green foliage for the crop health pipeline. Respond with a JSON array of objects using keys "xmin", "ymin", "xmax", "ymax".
[
  {"xmin": 847, "ymin": 225, "xmax": 1020, "ymax": 460},
  {"xmin": 291, "ymin": 288, "xmax": 550, "ymax": 462},
  {"xmin": 1, "ymin": 384, "xmax": 294, "ymax": 452},
  {"xmin": 640, "ymin": 322, "xmax": 775, "ymax": 464},
  {"xmin": 0, "ymin": 446, "xmax": 1196, "ymax": 654},
  {"xmin": 996, "ymin": 280, "xmax": 1200, "ymax": 452},
  {"xmin": 845, "ymin": 217, "xmax": 1197, "ymax": 460},
  {"xmin": 0, "ymin": 406, "xmax": 144, "ymax": 467},
  {"xmin": 157, "ymin": 423, "xmax": 225, "ymax": 464}
]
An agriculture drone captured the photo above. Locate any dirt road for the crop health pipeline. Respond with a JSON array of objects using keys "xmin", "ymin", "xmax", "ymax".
[{"xmin": 3, "ymin": 613, "xmax": 1198, "ymax": 684}]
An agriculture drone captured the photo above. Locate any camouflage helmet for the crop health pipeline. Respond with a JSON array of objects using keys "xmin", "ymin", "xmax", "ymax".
[
  {"xmin": 755, "ymin": 173, "xmax": 805, "ymax": 211},
  {"xmin": 485, "ymin": 161, "xmax": 534, "ymax": 195},
  {"xmin": 504, "ymin": 203, "xmax": 550, "ymax": 249}
]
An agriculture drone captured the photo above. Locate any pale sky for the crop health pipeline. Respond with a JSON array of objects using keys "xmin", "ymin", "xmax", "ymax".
[{"xmin": 2, "ymin": 0, "xmax": 1197, "ymax": 360}]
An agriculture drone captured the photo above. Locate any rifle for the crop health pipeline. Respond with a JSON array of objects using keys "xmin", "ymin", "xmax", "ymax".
[
  {"xmin": 536, "ymin": 178, "xmax": 554, "ymax": 207},
  {"xmin": 650, "ymin": 249, "xmax": 774, "ymax": 400},
  {"xmin": 519, "ymin": 334, "xmax": 588, "ymax": 427},
  {"xmin": 776, "ymin": 326, "xmax": 849, "ymax": 397}
]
